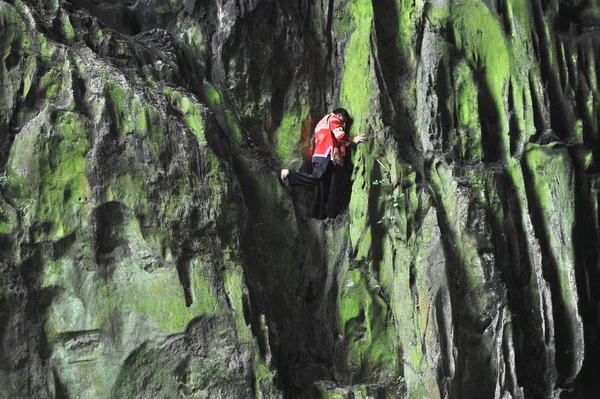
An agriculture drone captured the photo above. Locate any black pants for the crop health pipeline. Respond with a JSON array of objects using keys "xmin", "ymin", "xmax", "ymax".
[{"xmin": 288, "ymin": 157, "xmax": 334, "ymax": 219}]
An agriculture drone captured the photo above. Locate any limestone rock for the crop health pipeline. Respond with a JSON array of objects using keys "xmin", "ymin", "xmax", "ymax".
[{"xmin": 1, "ymin": 0, "xmax": 600, "ymax": 398}]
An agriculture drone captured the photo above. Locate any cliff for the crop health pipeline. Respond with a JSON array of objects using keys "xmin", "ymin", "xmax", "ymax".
[{"xmin": 1, "ymin": 0, "xmax": 600, "ymax": 397}]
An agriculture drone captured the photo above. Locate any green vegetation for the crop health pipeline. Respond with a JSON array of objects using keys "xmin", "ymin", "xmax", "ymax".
[
  {"xmin": 0, "ymin": 199, "xmax": 16, "ymax": 236},
  {"xmin": 453, "ymin": 60, "xmax": 483, "ymax": 160},
  {"xmin": 523, "ymin": 143, "xmax": 584, "ymax": 375},
  {"xmin": 177, "ymin": 20, "xmax": 205, "ymax": 61},
  {"xmin": 104, "ymin": 80, "xmax": 157, "ymax": 136},
  {"xmin": 0, "ymin": 2, "xmax": 30, "ymax": 62},
  {"xmin": 105, "ymin": 81, "xmax": 129, "ymax": 133},
  {"xmin": 30, "ymin": 112, "xmax": 90, "ymax": 242},
  {"xmin": 92, "ymin": 259, "xmax": 221, "ymax": 334},
  {"xmin": 274, "ymin": 104, "xmax": 309, "ymax": 163},
  {"xmin": 21, "ymin": 58, "xmax": 37, "ymax": 99},
  {"xmin": 105, "ymin": 174, "xmax": 146, "ymax": 213},
  {"xmin": 339, "ymin": 0, "xmax": 377, "ymax": 135},
  {"xmin": 204, "ymin": 84, "xmax": 222, "ymax": 107},
  {"xmin": 40, "ymin": 70, "xmax": 60, "ymax": 99},
  {"xmin": 397, "ymin": 0, "xmax": 419, "ymax": 68},
  {"xmin": 61, "ymin": 11, "xmax": 76, "ymax": 41},
  {"xmin": 450, "ymin": 0, "xmax": 510, "ymax": 154},
  {"xmin": 338, "ymin": 267, "xmax": 399, "ymax": 382},
  {"xmin": 165, "ymin": 87, "xmax": 207, "ymax": 143},
  {"xmin": 223, "ymin": 266, "xmax": 252, "ymax": 341},
  {"xmin": 524, "ymin": 144, "xmax": 577, "ymax": 298}
]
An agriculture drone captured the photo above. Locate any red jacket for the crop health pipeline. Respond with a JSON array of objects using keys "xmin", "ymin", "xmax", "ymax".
[{"xmin": 312, "ymin": 113, "xmax": 349, "ymax": 160}]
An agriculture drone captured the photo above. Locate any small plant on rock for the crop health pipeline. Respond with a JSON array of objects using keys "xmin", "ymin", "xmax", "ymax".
[{"xmin": 373, "ymin": 180, "xmax": 405, "ymax": 225}]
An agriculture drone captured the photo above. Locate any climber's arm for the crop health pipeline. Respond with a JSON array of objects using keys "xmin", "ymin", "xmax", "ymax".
[{"xmin": 330, "ymin": 117, "xmax": 367, "ymax": 146}]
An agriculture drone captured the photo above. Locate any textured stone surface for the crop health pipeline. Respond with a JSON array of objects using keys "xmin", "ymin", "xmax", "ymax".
[{"xmin": 1, "ymin": 0, "xmax": 600, "ymax": 398}]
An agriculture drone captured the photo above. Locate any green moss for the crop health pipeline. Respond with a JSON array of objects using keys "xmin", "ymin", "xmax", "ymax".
[
  {"xmin": 333, "ymin": 3, "xmax": 356, "ymax": 38},
  {"xmin": 0, "ymin": 190, "xmax": 16, "ymax": 235},
  {"xmin": 524, "ymin": 144, "xmax": 574, "ymax": 245},
  {"xmin": 348, "ymin": 157, "xmax": 373, "ymax": 255},
  {"xmin": 204, "ymin": 84, "xmax": 222, "ymax": 107},
  {"xmin": 137, "ymin": 109, "xmax": 148, "ymax": 133},
  {"xmin": 584, "ymin": 150, "xmax": 594, "ymax": 169},
  {"xmin": 147, "ymin": 118, "xmax": 166, "ymax": 158},
  {"xmin": 574, "ymin": 119, "xmax": 584, "ymax": 142},
  {"xmin": 188, "ymin": 259, "xmax": 223, "ymax": 313},
  {"xmin": 105, "ymin": 81, "xmax": 129, "ymax": 132},
  {"xmin": 61, "ymin": 11, "xmax": 76, "ymax": 41},
  {"xmin": 584, "ymin": 92, "xmax": 596, "ymax": 136},
  {"xmin": 28, "ymin": 112, "xmax": 90, "ymax": 241},
  {"xmin": 104, "ymin": 80, "xmax": 156, "ymax": 136},
  {"xmin": 37, "ymin": 33, "xmax": 55, "ymax": 60},
  {"xmin": 506, "ymin": 2, "xmax": 541, "ymax": 145},
  {"xmin": 339, "ymin": 269, "xmax": 364, "ymax": 333},
  {"xmin": 21, "ymin": 57, "xmax": 37, "ymax": 99},
  {"xmin": 196, "ymin": 82, "xmax": 244, "ymax": 147},
  {"xmin": 225, "ymin": 109, "xmax": 244, "ymax": 144},
  {"xmin": 4, "ymin": 132, "xmax": 37, "ymax": 202},
  {"xmin": 450, "ymin": 0, "xmax": 510, "ymax": 153},
  {"xmin": 425, "ymin": 158, "xmax": 498, "ymax": 321},
  {"xmin": 253, "ymin": 340, "xmax": 275, "ymax": 396},
  {"xmin": 336, "ymin": 0, "xmax": 387, "ymax": 265},
  {"xmin": 96, "ymin": 29, "xmax": 104, "ymax": 39},
  {"xmin": 184, "ymin": 112, "xmax": 205, "ymax": 140},
  {"xmin": 176, "ymin": 19, "xmax": 205, "ymax": 62},
  {"xmin": 427, "ymin": 2, "xmax": 450, "ymax": 24},
  {"xmin": 206, "ymin": 153, "xmax": 228, "ymax": 208},
  {"xmin": 319, "ymin": 389, "xmax": 346, "ymax": 399},
  {"xmin": 106, "ymin": 174, "xmax": 146, "ymax": 213},
  {"xmin": 453, "ymin": 60, "xmax": 482, "ymax": 160},
  {"xmin": 524, "ymin": 144, "xmax": 570, "ymax": 215},
  {"xmin": 165, "ymin": 88, "xmax": 207, "ymax": 143},
  {"xmin": 40, "ymin": 71, "xmax": 59, "ymax": 99},
  {"xmin": 397, "ymin": 0, "xmax": 422, "ymax": 68},
  {"xmin": 451, "ymin": 0, "xmax": 510, "ymax": 83},
  {"xmin": 314, "ymin": 383, "xmax": 398, "ymax": 398},
  {"xmin": 338, "ymin": 0, "xmax": 377, "ymax": 135},
  {"xmin": 385, "ymin": 202, "xmax": 441, "ymax": 397},
  {"xmin": 41, "ymin": 259, "xmax": 65, "ymax": 288},
  {"xmin": 275, "ymin": 104, "xmax": 309, "ymax": 163},
  {"xmin": 223, "ymin": 267, "xmax": 252, "ymax": 342},
  {"xmin": 0, "ymin": 2, "xmax": 26, "ymax": 59},
  {"xmin": 93, "ymin": 257, "xmax": 221, "ymax": 333},
  {"xmin": 115, "ymin": 40, "xmax": 129, "ymax": 57},
  {"xmin": 523, "ymin": 143, "xmax": 583, "ymax": 370},
  {"xmin": 355, "ymin": 228, "xmax": 372, "ymax": 261},
  {"xmin": 251, "ymin": 314, "xmax": 276, "ymax": 399},
  {"xmin": 338, "ymin": 267, "xmax": 399, "ymax": 381}
]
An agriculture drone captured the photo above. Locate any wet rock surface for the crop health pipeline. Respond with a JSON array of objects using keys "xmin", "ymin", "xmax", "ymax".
[{"xmin": 1, "ymin": 0, "xmax": 600, "ymax": 398}]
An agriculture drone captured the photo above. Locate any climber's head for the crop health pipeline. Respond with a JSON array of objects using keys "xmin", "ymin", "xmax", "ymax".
[{"xmin": 332, "ymin": 108, "xmax": 349, "ymax": 124}]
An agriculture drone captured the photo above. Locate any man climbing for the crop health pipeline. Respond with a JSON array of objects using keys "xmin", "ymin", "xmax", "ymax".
[{"xmin": 280, "ymin": 108, "xmax": 367, "ymax": 219}]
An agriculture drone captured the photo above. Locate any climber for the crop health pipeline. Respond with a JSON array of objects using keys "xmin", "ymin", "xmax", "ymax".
[{"xmin": 280, "ymin": 108, "xmax": 367, "ymax": 219}]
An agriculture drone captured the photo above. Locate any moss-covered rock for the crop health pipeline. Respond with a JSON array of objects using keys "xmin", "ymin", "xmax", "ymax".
[{"xmin": 2, "ymin": 0, "xmax": 600, "ymax": 398}]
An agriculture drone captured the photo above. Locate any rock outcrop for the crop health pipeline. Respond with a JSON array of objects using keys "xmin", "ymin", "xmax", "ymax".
[{"xmin": 1, "ymin": 0, "xmax": 600, "ymax": 398}]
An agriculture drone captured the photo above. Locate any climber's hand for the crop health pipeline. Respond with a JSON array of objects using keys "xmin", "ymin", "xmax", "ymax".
[{"xmin": 353, "ymin": 135, "xmax": 367, "ymax": 144}]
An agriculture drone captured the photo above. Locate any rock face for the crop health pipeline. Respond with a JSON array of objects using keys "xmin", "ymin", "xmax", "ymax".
[{"xmin": 1, "ymin": 0, "xmax": 600, "ymax": 397}]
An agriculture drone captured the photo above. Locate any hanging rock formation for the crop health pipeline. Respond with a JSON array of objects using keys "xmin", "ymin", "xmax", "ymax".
[{"xmin": 1, "ymin": 0, "xmax": 600, "ymax": 398}]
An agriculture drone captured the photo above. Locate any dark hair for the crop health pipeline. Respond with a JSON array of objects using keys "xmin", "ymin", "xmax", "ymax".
[{"xmin": 332, "ymin": 108, "xmax": 349, "ymax": 120}]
